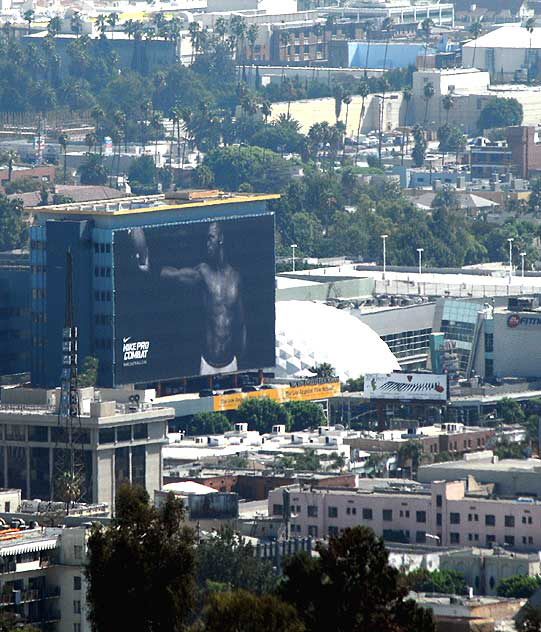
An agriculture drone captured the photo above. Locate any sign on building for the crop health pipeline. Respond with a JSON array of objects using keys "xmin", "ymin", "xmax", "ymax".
[{"xmin": 363, "ymin": 372, "xmax": 448, "ymax": 401}]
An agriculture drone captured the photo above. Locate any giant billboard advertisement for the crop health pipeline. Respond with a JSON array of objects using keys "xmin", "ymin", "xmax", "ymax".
[
  {"xmin": 363, "ymin": 372, "xmax": 448, "ymax": 401},
  {"xmin": 113, "ymin": 214, "xmax": 275, "ymax": 384}
]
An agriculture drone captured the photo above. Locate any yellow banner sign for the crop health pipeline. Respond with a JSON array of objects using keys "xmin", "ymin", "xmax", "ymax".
[{"xmin": 212, "ymin": 382, "xmax": 341, "ymax": 412}]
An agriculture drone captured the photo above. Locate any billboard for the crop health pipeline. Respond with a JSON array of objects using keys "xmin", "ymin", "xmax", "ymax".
[
  {"xmin": 363, "ymin": 372, "xmax": 448, "ymax": 401},
  {"xmin": 113, "ymin": 214, "xmax": 275, "ymax": 384}
]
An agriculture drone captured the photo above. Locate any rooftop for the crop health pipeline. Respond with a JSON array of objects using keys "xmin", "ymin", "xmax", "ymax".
[
  {"xmin": 0, "ymin": 527, "xmax": 61, "ymax": 556},
  {"xmin": 463, "ymin": 24, "xmax": 541, "ymax": 50},
  {"xmin": 27, "ymin": 191, "xmax": 280, "ymax": 217},
  {"xmin": 420, "ymin": 457, "xmax": 541, "ymax": 472}
]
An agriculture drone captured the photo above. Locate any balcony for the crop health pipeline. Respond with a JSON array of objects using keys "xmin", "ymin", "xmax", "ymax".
[{"xmin": 0, "ymin": 587, "xmax": 60, "ymax": 606}]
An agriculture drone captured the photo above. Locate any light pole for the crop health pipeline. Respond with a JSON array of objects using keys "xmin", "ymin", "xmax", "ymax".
[
  {"xmin": 417, "ymin": 247, "xmax": 424, "ymax": 277},
  {"xmin": 381, "ymin": 234, "xmax": 388, "ymax": 281},
  {"xmin": 520, "ymin": 251, "xmax": 526, "ymax": 279},
  {"xmin": 507, "ymin": 237, "xmax": 514, "ymax": 282},
  {"xmin": 291, "ymin": 244, "xmax": 298, "ymax": 272}
]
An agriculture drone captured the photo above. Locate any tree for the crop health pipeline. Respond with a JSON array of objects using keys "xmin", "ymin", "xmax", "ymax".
[
  {"xmin": 196, "ymin": 526, "xmax": 276, "ymax": 595},
  {"xmin": 128, "ymin": 154, "xmax": 158, "ymax": 194},
  {"xmin": 23, "ymin": 9, "xmax": 34, "ymax": 34},
  {"xmin": 362, "ymin": 20, "xmax": 374, "ymax": 78},
  {"xmin": 381, "ymin": 17, "xmax": 394, "ymax": 73},
  {"xmin": 58, "ymin": 133, "xmax": 68, "ymax": 184},
  {"xmin": 411, "ymin": 125, "xmax": 427, "ymax": 167},
  {"xmin": 355, "ymin": 80, "xmax": 370, "ymax": 162},
  {"xmin": 498, "ymin": 397, "xmax": 525, "ymax": 423},
  {"xmin": 404, "ymin": 569, "xmax": 467, "ymax": 595},
  {"xmin": 283, "ymin": 401, "xmax": 326, "ymax": 431},
  {"xmin": 524, "ymin": 17, "xmax": 537, "ymax": 83},
  {"xmin": 497, "ymin": 575, "xmax": 541, "ymax": 598},
  {"xmin": 77, "ymin": 153, "xmax": 108, "ymax": 185},
  {"xmin": 401, "ymin": 86, "xmax": 412, "ymax": 165},
  {"xmin": 442, "ymin": 92, "xmax": 454, "ymax": 125},
  {"xmin": 309, "ymin": 362, "xmax": 336, "ymax": 378},
  {"xmin": 333, "ymin": 83, "xmax": 344, "ymax": 122},
  {"xmin": 47, "ymin": 16, "xmax": 61, "ymax": 37},
  {"xmin": 396, "ymin": 441, "xmax": 423, "ymax": 475},
  {"xmin": 79, "ymin": 356, "xmax": 98, "ymax": 387},
  {"xmin": 478, "ymin": 97, "xmax": 523, "ymax": 131},
  {"xmin": 202, "ymin": 590, "xmax": 304, "ymax": 632},
  {"xmin": 235, "ymin": 397, "xmax": 292, "ymax": 433},
  {"xmin": 469, "ymin": 19, "xmax": 483, "ymax": 68},
  {"xmin": 420, "ymin": 18, "xmax": 434, "ymax": 70},
  {"xmin": 86, "ymin": 484, "xmax": 196, "ymax": 632},
  {"xmin": 182, "ymin": 412, "xmax": 231, "ymax": 436},
  {"xmin": 279, "ymin": 527, "xmax": 435, "ymax": 632},
  {"xmin": 423, "ymin": 81, "xmax": 434, "ymax": 126},
  {"xmin": 0, "ymin": 196, "xmax": 27, "ymax": 251},
  {"xmin": 202, "ymin": 146, "xmax": 291, "ymax": 192}
]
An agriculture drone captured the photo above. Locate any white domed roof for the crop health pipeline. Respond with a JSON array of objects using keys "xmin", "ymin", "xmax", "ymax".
[{"xmin": 275, "ymin": 301, "xmax": 400, "ymax": 382}]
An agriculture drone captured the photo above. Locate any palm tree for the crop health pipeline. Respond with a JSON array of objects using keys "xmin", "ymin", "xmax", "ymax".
[
  {"xmin": 333, "ymin": 83, "xmax": 344, "ymax": 122},
  {"xmin": 524, "ymin": 17, "xmax": 536, "ymax": 83},
  {"xmin": 58, "ymin": 134, "xmax": 67, "ymax": 184},
  {"xmin": 423, "ymin": 81, "xmax": 435, "ymax": 126},
  {"xmin": 420, "ymin": 18, "xmax": 434, "ymax": 70},
  {"xmin": 5, "ymin": 150, "xmax": 16, "ymax": 182},
  {"xmin": 188, "ymin": 21, "xmax": 200, "ymax": 64},
  {"xmin": 382, "ymin": 17, "xmax": 394, "ymax": 73},
  {"xmin": 397, "ymin": 441, "xmax": 423, "ymax": 477},
  {"xmin": 260, "ymin": 99, "xmax": 272, "ymax": 123},
  {"xmin": 279, "ymin": 31, "xmax": 290, "ymax": 63},
  {"xmin": 85, "ymin": 132, "xmax": 97, "ymax": 153},
  {"xmin": 442, "ymin": 91, "xmax": 455, "ymax": 125},
  {"xmin": 342, "ymin": 93, "xmax": 352, "ymax": 132},
  {"xmin": 363, "ymin": 20, "xmax": 374, "ymax": 78},
  {"xmin": 47, "ymin": 16, "xmax": 61, "ymax": 37},
  {"xmin": 377, "ymin": 77, "xmax": 389, "ymax": 164},
  {"xmin": 355, "ymin": 80, "xmax": 370, "ymax": 163},
  {"xmin": 469, "ymin": 19, "xmax": 482, "ymax": 68},
  {"xmin": 95, "ymin": 14, "xmax": 107, "ymax": 38},
  {"xmin": 107, "ymin": 12, "xmax": 119, "ymax": 39},
  {"xmin": 214, "ymin": 16, "xmax": 227, "ymax": 42},
  {"xmin": 401, "ymin": 86, "xmax": 412, "ymax": 164},
  {"xmin": 229, "ymin": 15, "xmax": 247, "ymax": 63},
  {"xmin": 23, "ymin": 9, "xmax": 34, "ymax": 34},
  {"xmin": 309, "ymin": 362, "xmax": 336, "ymax": 378},
  {"xmin": 247, "ymin": 23, "xmax": 258, "ymax": 62},
  {"xmin": 70, "ymin": 12, "xmax": 83, "ymax": 38}
]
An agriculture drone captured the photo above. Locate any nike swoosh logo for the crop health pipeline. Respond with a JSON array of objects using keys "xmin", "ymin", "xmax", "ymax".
[{"xmin": 123, "ymin": 337, "xmax": 131, "ymax": 343}]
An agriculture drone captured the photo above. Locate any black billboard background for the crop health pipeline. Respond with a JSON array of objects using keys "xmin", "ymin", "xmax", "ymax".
[{"xmin": 113, "ymin": 214, "xmax": 275, "ymax": 384}]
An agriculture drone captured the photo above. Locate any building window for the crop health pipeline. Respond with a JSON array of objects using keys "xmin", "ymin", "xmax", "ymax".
[
  {"xmin": 486, "ymin": 534, "xmax": 496, "ymax": 546},
  {"xmin": 450, "ymin": 532, "xmax": 460, "ymax": 544},
  {"xmin": 383, "ymin": 509, "xmax": 393, "ymax": 522},
  {"xmin": 74, "ymin": 545, "xmax": 83, "ymax": 560},
  {"xmin": 450, "ymin": 513, "xmax": 460, "ymax": 525},
  {"xmin": 73, "ymin": 601, "xmax": 81, "ymax": 614},
  {"xmin": 273, "ymin": 504, "xmax": 283, "ymax": 516},
  {"xmin": 437, "ymin": 513, "xmax": 442, "ymax": 526},
  {"xmin": 416, "ymin": 511, "xmax": 426, "ymax": 523},
  {"xmin": 307, "ymin": 505, "xmax": 318, "ymax": 518},
  {"xmin": 74, "ymin": 625, "xmax": 81, "ymax": 632},
  {"xmin": 416, "ymin": 531, "xmax": 426, "ymax": 543},
  {"xmin": 504, "ymin": 515, "xmax": 515, "ymax": 528},
  {"xmin": 328, "ymin": 526, "xmax": 339, "ymax": 537},
  {"xmin": 328, "ymin": 506, "xmax": 338, "ymax": 518},
  {"xmin": 362, "ymin": 508, "xmax": 372, "ymax": 520},
  {"xmin": 485, "ymin": 514, "xmax": 496, "ymax": 527},
  {"xmin": 484, "ymin": 333, "xmax": 494, "ymax": 352},
  {"xmin": 308, "ymin": 525, "xmax": 318, "ymax": 537},
  {"xmin": 505, "ymin": 535, "xmax": 515, "ymax": 547},
  {"xmin": 73, "ymin": 576, "xmax": 81, "ymax": 590}
]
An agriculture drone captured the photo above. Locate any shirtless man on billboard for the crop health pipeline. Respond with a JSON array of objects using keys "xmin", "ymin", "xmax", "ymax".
[{"xmin": 130, "ymin": 221, "xmax": 246, "ymax": 375}]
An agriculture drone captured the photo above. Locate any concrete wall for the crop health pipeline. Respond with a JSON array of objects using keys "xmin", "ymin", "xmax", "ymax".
[
  {"xmin": 277, "ymin": 278, "xmax": 374, "ymax": 301},
  {"xmin": 492, "ymin": 310, "xmax": 541, "ymax": 378}
]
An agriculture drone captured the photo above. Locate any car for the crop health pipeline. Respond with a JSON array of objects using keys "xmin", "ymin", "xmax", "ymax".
[
  {"xmin": 223, "ymin": 389, "xmax": 240, "ymax": 395},
  {"xmin": 259, "ymin": 384, "xmax": 274, "ymax": 390},
  {"xmin": 241, "ymin": 385, "xmax": 258, "ymax": 392},
  {"xmin": 198, "ymin": 389, "xmax": 215, "ymax": 398}
]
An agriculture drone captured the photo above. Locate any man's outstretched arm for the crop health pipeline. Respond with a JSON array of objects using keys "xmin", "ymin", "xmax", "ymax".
[{"xmin": 161, "ymin": 264, "xmax": 203, "ymax": 285}]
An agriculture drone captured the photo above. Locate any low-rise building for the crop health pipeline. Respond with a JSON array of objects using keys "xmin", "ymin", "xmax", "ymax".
[{"xmin": 268, "ymin": 478, "xmax": 541, "ymax": 551}]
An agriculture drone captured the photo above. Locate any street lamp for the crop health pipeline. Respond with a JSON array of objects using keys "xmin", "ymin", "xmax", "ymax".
[
  {"xmin": 381, "ymin": 234, "xmax": 388, "ymax": 280},
  {"xmin": 417, "ymin": 247, "xmax": 424, "ymax": 277},
  {"xmin": 507, "ymin": 237, "xmax": 514, "ymax": 282},
  {"xmin": 291, "ymin": 244, "xmax": 298, "ymax": 272},
  {"xmin": 520, "ymin": 251, "xmax": 526, "ymax": 279}
]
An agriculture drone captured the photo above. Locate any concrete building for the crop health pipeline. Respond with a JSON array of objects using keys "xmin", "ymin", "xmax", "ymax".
[
  {"xmin": 440, "ymin": 547, "xmax": 541, "ymax": 595},
  {"xmin": 268, "ymin": 478, "xmax": 541, "ymax": 550},
  {"xmin": 462, "ymin": 24, "xmax": 541, "ymax": 83},
  {"xmin": 411, "ymin": 67, "xmax": 541, "ymax": 133},
  {"xmin": 470, "ymin": 127, "xmax": 541, "ymax": 179},
  {"xmin": 0, "ymin": 386, "xmax": 172, "ymax": 509},
  {"xmin": 0, "ymin": 524, "xmax": 90, "ymax": 632},
  {"xmin": 418, "ymin": 454, "xmax": 541, "ymax": 498}
]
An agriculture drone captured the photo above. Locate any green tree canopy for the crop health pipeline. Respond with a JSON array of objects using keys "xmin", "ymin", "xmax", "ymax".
[
  {"xmin": 0, "ymin": 196, "xmax": 26, "ymax": 251},
  {"xmin": 497, "ymin": 575, "xmax": 541, "ymax": 598},
  {"xmin": 202, "ymin": 145, "xmax": 292, "ymax": 192},
  {"xmin": 235, "ymin": 398, "xmax": 292, "ymax": 433},
  {"xmin": 78, "ymin": 356, "xmax": 99, "ymax": 387},
  {"xmin": 279, "ymin": 527, "xmax": 435, "ymax": 632},
  {"xmin": 128, "ymin": 154, "xmax": 158, "ymax": 194},
  {"xmin": 283, "ymin": 401, "xmax": 327, "ymax": 431},
  {"xmin": 201, "ymin": 590, "xmax": 305, "ymax": 632},
  {"xmin": 77, "ymin": 153, "xmax": 108, "ymax": 185},
  {"xmin": 478, "ymin": 97, "xmax": 523, "ymax": 131},
  {"xmin": 403, "ymin": 569, "xmax": 467, "ymax": 595},
  {"xmin": 182, "ymin": 412, "xmax": 232, "ymax": 436},
  {"xmin": 86, "ymin": 484, "xmax": 196, "ymax": 632}
]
